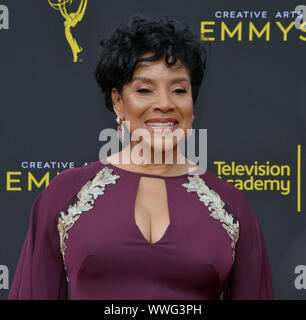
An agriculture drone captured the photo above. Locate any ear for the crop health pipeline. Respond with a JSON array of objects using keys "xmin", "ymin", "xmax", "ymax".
[{"xmin": 111, "ymin": 87, "xmax": 123, "ymax": 117}]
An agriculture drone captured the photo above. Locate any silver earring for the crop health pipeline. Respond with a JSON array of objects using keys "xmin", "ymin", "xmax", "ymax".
[{"xmin": 116, "ymin": 115, "xmax": 125, "ymax": 143}]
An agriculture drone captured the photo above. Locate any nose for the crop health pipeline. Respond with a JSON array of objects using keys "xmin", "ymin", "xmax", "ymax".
[{"xmin": 153, "ymin": 88, "xmax": 175, "ymax": 112}]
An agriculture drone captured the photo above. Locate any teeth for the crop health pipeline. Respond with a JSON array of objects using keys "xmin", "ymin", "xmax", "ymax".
[{"xmin": 146, "ymin": 122, "xmax": 176, "ymax": 128}]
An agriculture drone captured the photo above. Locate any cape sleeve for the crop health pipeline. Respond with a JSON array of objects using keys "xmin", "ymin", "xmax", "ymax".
[
  {"xmin": 8, "ymin": 168, "xmax": 78, "ymax": 300},
  {"xmin": 222, "ymin": 191, "xmax": 274, "ymax": 300}
]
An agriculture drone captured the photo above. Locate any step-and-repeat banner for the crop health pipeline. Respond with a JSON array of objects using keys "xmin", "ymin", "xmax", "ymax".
[{"xmin": 0, "ymin": 0, "xmax": 305, "ymax": 300}]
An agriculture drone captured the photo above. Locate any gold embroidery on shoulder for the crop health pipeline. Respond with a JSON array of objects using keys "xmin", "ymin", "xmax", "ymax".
[
  {"xmin": 57, "ymin": 166, "xmax": 120, "ymax": 279},
  {"xmin": 182, "ymin": 175, "xmax": 239, "ymax": 263}
]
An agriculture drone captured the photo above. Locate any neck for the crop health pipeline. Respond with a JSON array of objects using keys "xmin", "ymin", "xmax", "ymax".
[{"xmin": 111, "ymin": 143, "xmax": 197, "ymax": 176}]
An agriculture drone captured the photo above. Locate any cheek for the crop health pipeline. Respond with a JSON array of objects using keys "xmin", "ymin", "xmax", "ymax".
[
  {"xmin": 179, "ymin": 100, "xmax": 194, "ymax": 120},
  {"xmin": 122, "ymin": 97, "xmax": 149, "ymax": 133},
  {"xmin": 123, "ymin": 97, "xmax": 146, "ymax": 119}
]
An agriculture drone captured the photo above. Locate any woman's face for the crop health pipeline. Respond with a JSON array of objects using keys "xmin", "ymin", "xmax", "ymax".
[{"xmin": 111, "ymin": 52, "xmax": 194, "ymax": 158}]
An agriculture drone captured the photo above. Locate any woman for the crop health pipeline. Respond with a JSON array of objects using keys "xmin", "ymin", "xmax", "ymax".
[{"xmin": 8, "ymin": 15, "xmax": 273, "ymax": 300}]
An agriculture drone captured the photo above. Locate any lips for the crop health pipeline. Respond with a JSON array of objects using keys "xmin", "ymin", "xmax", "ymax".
[
  {"xmin": 145, "ymin": 118, "xmax": 179, "ymax": 133},
  {"xmin": 145, "ymin": 118, "xmax": 179, "ymax": 124}
]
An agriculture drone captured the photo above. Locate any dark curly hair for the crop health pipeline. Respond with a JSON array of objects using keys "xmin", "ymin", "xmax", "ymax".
[{"xmin": 94, "ymin": 14, "xmax": 209, "ymax": 114}]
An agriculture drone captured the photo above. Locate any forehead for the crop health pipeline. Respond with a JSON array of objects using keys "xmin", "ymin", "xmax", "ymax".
[{"xmin": 133, "ymin": 54, "xmax": 190, "ymax": 79}]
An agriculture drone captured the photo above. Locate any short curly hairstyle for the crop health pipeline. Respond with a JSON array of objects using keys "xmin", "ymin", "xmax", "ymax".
[{"xmin": 94, "ymin": 14, "xmax": 208, "ymax": 114}]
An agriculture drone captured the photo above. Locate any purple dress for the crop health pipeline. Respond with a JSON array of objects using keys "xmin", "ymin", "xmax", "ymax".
[{"xmin": 8, "ymin": 158, "xmax": 273, "ymax": 300}]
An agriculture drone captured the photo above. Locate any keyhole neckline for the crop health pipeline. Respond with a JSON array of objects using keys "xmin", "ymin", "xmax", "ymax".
[
  {"xmin": 133, "ymin": 175, "xmax": 171, "ymax": 245},
  {"xmin": 100, "ymin": 158, "xmax": 206, "ymax": 180}
]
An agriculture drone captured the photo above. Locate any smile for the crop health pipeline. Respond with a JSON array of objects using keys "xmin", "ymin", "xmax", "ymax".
[
  {"xmin": 144, "ymin": 117, "xmax": 180, "ymax": 133},
  {"xmin": 145, "ymin": 122, "xmax": 179, "ymax": 133}
]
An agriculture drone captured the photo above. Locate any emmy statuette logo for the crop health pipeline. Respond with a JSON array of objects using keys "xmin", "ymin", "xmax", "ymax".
[
  {"xmin": 48, "ymin": 0, "xmax": 88, "ymax": 62},
  {"xmin": 0, "ymin": 5, "xmax": 9, "ymax": 30}
]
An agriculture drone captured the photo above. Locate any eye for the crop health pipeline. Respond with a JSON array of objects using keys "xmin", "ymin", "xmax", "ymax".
[
  {"xmin": 136, "ymin": 88, "xmax": 151, "ymax": 94},
  {"xmin": 173, "ymin": 88, "xmax": 187, "ymax": 94}
]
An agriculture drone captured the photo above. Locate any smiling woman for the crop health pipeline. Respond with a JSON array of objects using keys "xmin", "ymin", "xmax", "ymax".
[
  {"xmin": 95, "ymin": 15, "xmax": 207, "ymax": 173},
  {"xmin": 8, "ymin": 14, "xmax": 273, "ymax": 300},
  {"xmin": 109, "ymin": 52, "xmax": 195, "ymax": 165}
]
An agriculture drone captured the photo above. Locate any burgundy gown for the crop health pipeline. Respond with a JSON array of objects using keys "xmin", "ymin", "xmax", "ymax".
[{"xmin": 8, "ymin": 158, "xmax": 274, "ymax": 300}]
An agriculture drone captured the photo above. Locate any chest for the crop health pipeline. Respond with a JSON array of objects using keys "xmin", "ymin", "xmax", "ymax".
[
  {"xmin": 64, "ymin": 171, "xmax": 235, "ymax": 290},
  {"xmin": 134, "ymin": 177, "xmax": 170, "ymax": 244}
]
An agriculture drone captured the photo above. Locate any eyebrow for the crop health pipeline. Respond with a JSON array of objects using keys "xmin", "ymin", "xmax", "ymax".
[{"xmin": 130, "ymin": 76, "xmax": 190, "ymax": 84}]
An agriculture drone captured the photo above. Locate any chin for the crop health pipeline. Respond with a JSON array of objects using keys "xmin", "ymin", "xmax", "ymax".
[{"xmin": 143, "ymin": 139, "xmax": 179, "ymax": 158}]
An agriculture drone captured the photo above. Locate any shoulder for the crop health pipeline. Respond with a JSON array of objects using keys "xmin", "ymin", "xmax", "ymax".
[
  {"xmin": 36, "ymin": 161, "xmax": 105, "ymax": 217},
  {"xmin": 202, "ymin": 170, "xmax": 256, "ymax": 222},
  {"xmin": 47, "ymin": 161, "xmax": 103, "ymax": 194}
]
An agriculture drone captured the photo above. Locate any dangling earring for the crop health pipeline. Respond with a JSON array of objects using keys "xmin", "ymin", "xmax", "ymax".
[{"xmin": 116, "ymin": 115, "xmax": 124, "ymax": 143}]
